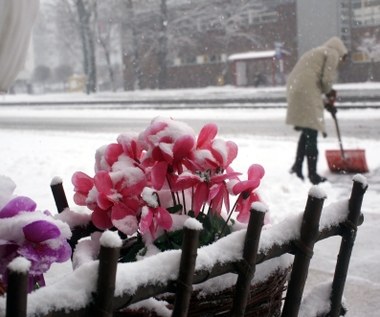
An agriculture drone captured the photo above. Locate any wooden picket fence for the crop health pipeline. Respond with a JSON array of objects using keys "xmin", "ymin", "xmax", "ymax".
[{"xmin": 3, "ymin": 176, "xmax": 367, "ymax": 317}]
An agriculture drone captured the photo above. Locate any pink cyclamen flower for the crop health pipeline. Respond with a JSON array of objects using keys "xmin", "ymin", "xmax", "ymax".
[
  {"xmin": 139, "ymin": 188, "xmax": 173, "ymax": 238},
  {"xmin": 189, "ymin": 123, "xmax": 238, "ymax": 172},
  {"xmin": 72, "ymin": 172, "xmax": 94, "ymax": 207},
  {"xmin": 230, "ymin": 164, "xmax": 265, "ymax": 223},
  {"xmin": 90, "ymin": 169, "xmax": 146, "ymax": 233},
  {"xmin": 139, "ymin": 206, "xmax": 173, "ymax": 239},
  {"xmin": 117, "ymin": 133, "xmax": 144, "ymax": 162},
  {"xmin": 176, "ymin": 169, "xmax": 240, "ymax": 216},
  {"xmin": 139, "ymin": 117, "xmax": 195, "ymax": 170}
]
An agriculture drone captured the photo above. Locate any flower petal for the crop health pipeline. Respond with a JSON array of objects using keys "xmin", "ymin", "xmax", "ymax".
[
  {"xmin": 23, "ymin": 220, "xmax": 60, "ymax": 243},
  {"xmin": 248, "ymin": 164, "xmax": 265, "ymax": 180},
  {"xmin": 139, "ymin": 207, "xmax": 153, "ymax": 234},
  {"xmin": 151, "ymin": 161, "xmax": 168, "ymax": 190},
  {"xmin": 94, "ymin": 171, "xmax": 113, "ymax": 194},
  {"xmin": 105, "ymin": 143, "xmax": 123, "ymax": 166},
  {"xmin": 156, "ymin": 207, "xmax": 173, "ymax": 230},
  {"xmin": 0, "ymin": 196, "xmax": 36, "ymax": 218},
  {"xmin": 92, "ymin": 207, "xmax": 113, "ymax": 230},
  {"xmin": 173, "ymin": 135, "xmax": 195, "ymax": 160},
  {"xmin": 197, "ymin": 123, "xmax": 217, "ymax": 148},
  {"xmin": 71, "ymin": 172, "xmax": 93, "ymax": 193}
]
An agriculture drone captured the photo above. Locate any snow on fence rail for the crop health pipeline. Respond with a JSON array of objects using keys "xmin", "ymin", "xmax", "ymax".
[{"xmin": 0, "ymin": 176, "xmax": 367, "ymax": 317}]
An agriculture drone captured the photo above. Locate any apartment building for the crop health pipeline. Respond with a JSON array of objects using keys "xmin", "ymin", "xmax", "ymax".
[{"xmin": 297, "ymin": 0, "xmax": 380, "ymax": 82}]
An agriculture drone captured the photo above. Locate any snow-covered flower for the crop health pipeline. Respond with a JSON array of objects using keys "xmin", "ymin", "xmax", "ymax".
[
  {"xmin": 71, "ymin": 117, "xmax": 266, "ymax": 258},
  {"xmin": 0, "ymin": 196, "xmax": 72, "ymax": 292}
]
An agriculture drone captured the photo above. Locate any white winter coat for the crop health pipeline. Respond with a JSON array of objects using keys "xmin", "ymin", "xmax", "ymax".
[{"xmin": 286, "ymin": 37, "xmax": 348, "ymax": 133}]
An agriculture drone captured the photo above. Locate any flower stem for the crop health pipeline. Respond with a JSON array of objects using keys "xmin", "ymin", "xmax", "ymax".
[
  {"xmin": 220, "ymin": 198, "xmax": 238, "ymax": 237},
  {"xmin": 182, "ymin": 190, "xmax": 187, "ymax": 215},
  {"xmin": 166, "ymin": 175, "xmax": 177, "ymax": 206}
]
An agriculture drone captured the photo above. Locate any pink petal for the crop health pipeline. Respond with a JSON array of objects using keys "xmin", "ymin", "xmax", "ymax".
[
  {"xmin": 211, "ymin": 171, "xmax": 241, "ymax": 184},
  {"xmin": 175, "ymin": 172, "xmax": 201, "ymax": 190},
  {"xmin": 111, "ymin": 202, "xmax": 136, "ymax": 219},
  {"xmin": 94, "ymin": 171, "xmax": 113, "ymax": 194},
  {"xmin": 232, "ymin": 179, "xmax": 260, "ymax": 195},
  {"xmin": 92, "ymin": 207, "xmax": 113, "ymax": 230},
  {"xmin": 71, "ymin": 171, "xmax": 93, "ymax": 192},
  {"xmin": 140, "ymin": 121, "xmax": 168, "ymax": 148},
  {"xmin": 225, "ymin": 141, "xmax": 238, "ymax": 166},
  {"xmin": 151, "ymin": 161, "xmax": 168, "ymax": 190},
  {"xmin": 139, "ymin": 207, "xmax": 153, "ymax": 234},
  {"xmin": 97, "ymin": 192, "xmax": 113, "ymax": 210},
  {"xmin": 248, "ymin": 164, "xmax": 265, "ymax": 180},
  {"xmin": 117, "ymin": 134, "xmax": 142, "ymax": 160},
  {"xmin": 111, "ymin": 211, "xmax": 139, "ymax": 236},
  {"xmin": 173, "ymin": 135, "xmax": 195, "ymax": 160},
  {"xmin": 158, "ymin": 143, "xmax": 174, "ymax": 163},
  {"xmin": 105, "ymin": 143, "xmax": 123, "ymax": 166},
  {"xmin": 209, "ymin": 185, "xmax": 228, "ymax": 214},
  {"xmin": 193, "ymin": 182, "xmax": 209, "ymax": 216},
  {"xmin": 156, "ymin": 207, "xmax": 173, "ymax": 230},
  {"xmin": 73, "ymin": 192, "xmax": 88, "ymax": 206},
  {"xmin": 197, "ymin": 123, "xmax": 218, "ymax": 148}
]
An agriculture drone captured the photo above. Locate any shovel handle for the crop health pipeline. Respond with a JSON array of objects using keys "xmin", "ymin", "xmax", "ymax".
[{"xmin": 332, "ymin": 113, "xmax": 346, "ymax": 159}]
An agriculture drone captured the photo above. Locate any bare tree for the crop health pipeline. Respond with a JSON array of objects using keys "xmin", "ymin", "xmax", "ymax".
[
  {"xmin": 121, "ymin": 0, "xmax": 265, "ymax": 89},
  {"xmin": 96, "ymin": 1, "xmax": 122, "ymax": 91},
  {"xmin": 121, "ymin": 0, "xmax": 143, "ymax": 90},
  {"xmin": 200, "ymin": 0, "xmax": 265, "ymax": 79},
  {"xmin": 71, "ymin": 0, "xmax": 98, "ymax": 94}
]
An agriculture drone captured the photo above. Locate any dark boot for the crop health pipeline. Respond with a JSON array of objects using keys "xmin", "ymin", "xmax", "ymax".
[
  {"xmin": 290, "ymin": 131, "xmax": 306, "ymax": 180},
  {"xmin": 307, "ymin": 155, "xmax": 327, "ymax": 185},
  {"xmin": 290, "ymin": 163, "xmax": 304, "ymax": 180}
]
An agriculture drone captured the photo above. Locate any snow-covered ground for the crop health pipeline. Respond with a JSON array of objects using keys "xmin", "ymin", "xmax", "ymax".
[{"xmin": 0, "ymin": 94, "xmax": 379, "ymax": 316}]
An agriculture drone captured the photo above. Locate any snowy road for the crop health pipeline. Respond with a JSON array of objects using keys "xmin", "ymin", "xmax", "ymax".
[{"xmin": 1, "ymin": 106, "xmax": 380, "ymax": 139}]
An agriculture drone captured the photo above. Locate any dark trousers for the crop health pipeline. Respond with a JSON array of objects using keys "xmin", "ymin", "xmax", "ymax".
[{"xmin": 293, "ymin": 128, "xmax": 319, "ymax": 175}]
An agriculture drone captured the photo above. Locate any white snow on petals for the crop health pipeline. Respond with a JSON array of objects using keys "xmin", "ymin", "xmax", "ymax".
[{"xmin": 142, "ymin": 187, "xmax": 158, "ymax": 207}]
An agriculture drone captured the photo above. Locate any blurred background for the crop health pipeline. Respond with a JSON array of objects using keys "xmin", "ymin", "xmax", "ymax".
[{"xmin": 11, "ymin": 0, "xmax": 380, "ymax": 94}]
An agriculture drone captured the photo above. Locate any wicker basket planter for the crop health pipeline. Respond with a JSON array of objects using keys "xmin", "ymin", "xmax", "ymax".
[{"xmin": 117, "ymin": 267, "xmax": 290, "ymax": 317}]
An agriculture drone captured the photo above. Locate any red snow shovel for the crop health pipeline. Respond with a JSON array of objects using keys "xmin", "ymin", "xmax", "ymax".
[{"xmin": 325, "ymin": 112, "xmax": 369, "ymax": 173}]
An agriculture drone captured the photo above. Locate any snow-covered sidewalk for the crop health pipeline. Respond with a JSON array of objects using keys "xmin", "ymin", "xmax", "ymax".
[{"xmin": 0, "ymin": 106, "xmax": 379, "ymax": 316}]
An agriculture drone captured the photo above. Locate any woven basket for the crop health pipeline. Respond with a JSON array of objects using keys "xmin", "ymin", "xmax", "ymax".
[{"xmin": 117, "ymin": 267, "xmax": 290, "ymax": 317}]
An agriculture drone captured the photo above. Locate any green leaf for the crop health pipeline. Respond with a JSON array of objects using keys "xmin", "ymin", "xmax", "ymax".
[
  {"xmin": 154, "ymin": 230, "xmax": 184, "ymax": 251},
  {"xmin": 119, "ymin": 237, "xmax": 145, "ymax": 263}
]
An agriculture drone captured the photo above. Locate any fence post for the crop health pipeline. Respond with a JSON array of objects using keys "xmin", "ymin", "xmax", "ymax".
[
  {"xmin": 328, "ymin": 176, "xmax": 368, "ymax": 317},
  {"xmin": 172, "ymin": 218, "xmax": 202, "ymax": 317},
  {"xmin": 6, "ymin": 257, "xmax": 30, "ymax": 317},
  {"xmin": 93, "ymin": 231, "xmax": 122, "ymax": 317},
  {"xmin": 230, "ymin": 202, "xmax": 267, "ymax": 317},
  {"xmin": 50, "ymin": 177, "xmax": 69, "ymax": 213},
  {"xmin": 281, "ymin": 187, "xmax": 326, "ymax": 317}
]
